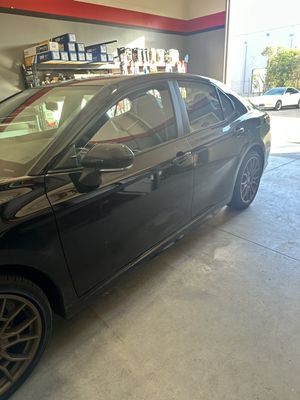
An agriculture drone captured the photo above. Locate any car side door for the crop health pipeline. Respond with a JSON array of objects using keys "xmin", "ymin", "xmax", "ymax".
[
  {"xmin": 45, "ymin": 81, "xmax": 194, "ymax": 296},
  {"xmin": 174, "ymin": 79, "xmax": 251, "ymax": 218},
  {"xmin": 285, "ymin": 87, "xmax": 299, "ymax": 106}
]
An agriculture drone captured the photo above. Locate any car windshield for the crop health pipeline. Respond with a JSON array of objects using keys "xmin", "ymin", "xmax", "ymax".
[
  {"xmin": 0, "ymin": 86, "xmax": 100, "ymax": 178},
  {"xmin": 264, "ymin": 88, "xmax": 285, "ymax": 95}
]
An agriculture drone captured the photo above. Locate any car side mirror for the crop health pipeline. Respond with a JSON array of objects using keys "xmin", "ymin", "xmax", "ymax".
[
  {"xmin": 76, "ymin": 143, "xmax": 134, "ymax": 193},
  {"xmin": 81, "ymin": 142, "xmax": 134, "ymax": 171}
]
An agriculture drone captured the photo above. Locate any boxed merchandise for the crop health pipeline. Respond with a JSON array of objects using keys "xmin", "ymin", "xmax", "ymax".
[
  {"xmin": 85, "ymin": 52, "xmax": 93, "ymax": 62},
  {"xmin": 36, "ymin": 42, "xmax": 59, "ymax": 54},
  {"xmin": 86, "ymin": 50, "xmax": 108, "ymax": 63},
  {"xmin": 86, "ymin": 43, "xmax": 107, "ymax": 54},
  {"xmin": 24, "ymin": 55, "xmax": 36, "ymax": 67},
  {"xmin": 60, "ymin": 51, "xmax": 69, "ymax": 61},
  {"xmin": 76, "ymin": 43, "xmax": 85, "ymax": 52},
  {"xmin": 156, "ymin": 49, "xmax": 165, "ymax": 64},
  {"xmin": 68, "ymin": 52, "xmax": 78, "ymax": 62},
  {"xmin": 52, "ymin": 33, "xmax": 76, "ymax": 44},
  {"xmin": 77, "ymin": 52, "xmax": 86, "ymax": 62},
  {"xmin": 55, "ymin": 42, "xmax": 76, "ymax": 52},
  {"xmin": 24, "ymin": 41, "xmax": 59, "ymax": 57},
  {"xmin": 169, "ymin": 49, "xmax": 180, "ymax": 64},
  {"xmin": 64, "ymin": 42, "xmax": 76, "ymax": 52},
  {"xmin": 37, "ymin": 51, "xmax": 60, "ymax": 63}
]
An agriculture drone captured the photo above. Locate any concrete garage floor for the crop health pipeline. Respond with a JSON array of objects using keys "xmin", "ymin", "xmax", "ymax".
[{"xmin": 13, "ymin": 109, "xmax": 300, "ymax": 400}]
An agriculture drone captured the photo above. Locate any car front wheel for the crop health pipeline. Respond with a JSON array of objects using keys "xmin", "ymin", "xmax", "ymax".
[
  {"xmin": 274, "ymin": 100, "xmax": 282, "ymax": 110},
  {"xmin": 0, "ymin": 276, "xmax": 52, "ymax": 400},
  {"xmin": 228, "ymin": 150, "xmax": 263, "ymax": 210},
  {"xmin": 297, "ymin": 100, "xmax": 300, "ymax": 109}
]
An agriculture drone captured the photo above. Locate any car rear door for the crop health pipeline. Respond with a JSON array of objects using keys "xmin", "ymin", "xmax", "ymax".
[
  {"xmin": 174, "ymin": 78, "xmax": 250, "ymax": 218},
  {"xmin": 45, "ymin": 80, "xmax": 194, "ymax": 296}
]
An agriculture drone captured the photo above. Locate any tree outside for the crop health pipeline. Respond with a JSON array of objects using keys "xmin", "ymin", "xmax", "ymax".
[{"xmin": 262, "ymin": 46, "xmax": 300, "ymax": 90}]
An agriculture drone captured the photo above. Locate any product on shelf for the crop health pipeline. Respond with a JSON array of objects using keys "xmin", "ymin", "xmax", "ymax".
[
  {"xmin": 51, "ymin": 33, "xmax": 76, "ymax": 45},
  {"xmin": 22, "ymin": 34, "xmax": 186, "ymax": 89},
  {"xmin": 36, "ymin": 51, "xmax": 61, "ymax": 64}
]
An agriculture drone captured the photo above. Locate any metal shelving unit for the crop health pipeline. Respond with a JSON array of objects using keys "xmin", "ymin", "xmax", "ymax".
[{"xmin": 22, "ymin": 61, "xmax": 119, "ymax": 88}]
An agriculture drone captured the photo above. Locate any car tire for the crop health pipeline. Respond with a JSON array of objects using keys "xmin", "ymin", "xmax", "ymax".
[
  {"xmin": 274, "ymin": 100, "xmax": 282, "ymax": 111},
  {"xmin": 0, "ymin": 275, "xmax": 52, "ymax": 400},
  {"xmin": 228, "ymin": 150, "xmax": 263, "ymax": 210},
  {"xmin": 297, "ymin": 100, "xmax": 300, "ymax": 109}
]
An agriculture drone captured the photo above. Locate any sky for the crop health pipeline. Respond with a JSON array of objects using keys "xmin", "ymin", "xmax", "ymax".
[{"xmin": 229, "ymin": 0, "xmax": 300, "ymax": 36}]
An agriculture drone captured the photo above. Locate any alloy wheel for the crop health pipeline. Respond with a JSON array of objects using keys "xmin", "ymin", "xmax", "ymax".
[
  {"xmin": 275, "ymin": 100, "xmax": 282, "ymax": 111},
  {"xmin": 240, "ymin": 156, "xmax": 261, "ymax": 204},
  {"xmin": 0, "ymin": 295, "xmax": 42, "ymax": 397}
]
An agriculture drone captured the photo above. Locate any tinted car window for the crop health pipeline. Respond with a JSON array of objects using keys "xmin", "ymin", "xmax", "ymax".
[
  {"xmin": 178, "ymin": 81, "xmax": 223, "ymax": 132},
  {"xmin": 218, "ymin": 90, "xmax": 235, "ymax": 119},
  {"xmin": 83, "ymin": 84, "xmax": 177, "ymax": 154},
  {"xmin": 286, "ymin": 88, "xmax": 298, "ymax": 94},
  {"xmin": 0, "ymin": 87, "xmax": 99, "ymax": 177}
]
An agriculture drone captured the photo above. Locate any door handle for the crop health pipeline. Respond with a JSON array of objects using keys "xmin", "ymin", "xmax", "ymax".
[
  {"xmin": 172, "ymin": 151, "xmax": 193, "ymax": 166},
  {"xmin": 234, "ymin": 126, "xmax": 246, "ymax": 136}
]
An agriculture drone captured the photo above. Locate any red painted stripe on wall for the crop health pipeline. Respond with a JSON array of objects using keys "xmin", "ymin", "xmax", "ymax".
[
  {"xmin": 0, "ymin": 0, "xmax": 225, "ymax": 33},
  {"xmin": 188, "ymin": 11, "xmax": 226, "ymax": 32}
]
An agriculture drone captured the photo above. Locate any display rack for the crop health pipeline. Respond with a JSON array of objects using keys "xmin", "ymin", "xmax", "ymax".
[
  {"xmin": 22, "ymin": 61, "xmax": 119, "ymax": 88},
  {"xmin": 21, "ymin": 61, "xmax": 184, "ymax": 88}
]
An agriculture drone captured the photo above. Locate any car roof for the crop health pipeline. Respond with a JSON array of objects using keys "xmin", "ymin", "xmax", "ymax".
[{"xmin": 48, "ymin": 72, "xmax": 212, "ymax": 88}]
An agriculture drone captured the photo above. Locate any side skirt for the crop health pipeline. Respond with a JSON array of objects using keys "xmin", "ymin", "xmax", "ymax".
[{"xmin": 64, "ymin": 199, "xmax": 229, "ymax": 318}]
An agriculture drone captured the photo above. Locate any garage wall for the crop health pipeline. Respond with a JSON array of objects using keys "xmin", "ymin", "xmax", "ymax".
[
  {"xmin": 187, "ymin": 28, "xmax": 226, "ymax": 80},
  {"xmin": 0, "ymin": 0, "xmax": 227, "ymax": 100},
  {"xmin": 188, "ymin": 0, "xmax": 226, "ymax": 18},
  {"xmin": 0, "ymin": 13, "xmax": 185, "ymax": 100}
]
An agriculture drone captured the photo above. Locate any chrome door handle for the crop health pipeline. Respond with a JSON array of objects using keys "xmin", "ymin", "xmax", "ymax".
[{"xmin": 234, "ymin": 127, "xmax": 245, "ymax": 136}]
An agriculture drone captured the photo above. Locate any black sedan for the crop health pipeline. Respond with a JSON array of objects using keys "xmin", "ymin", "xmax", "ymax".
[{"xmin": 0, "ymin": 73, "xmax": 271, "ymax": 398}]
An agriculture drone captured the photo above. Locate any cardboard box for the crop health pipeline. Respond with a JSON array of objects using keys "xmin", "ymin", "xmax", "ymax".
[
  {"xmin": 77, "ymin": 52, "xmax": 86, "ymax": 62},
  {"xmin": 68, "ymin": 52, "xmax": 78, "ymax": 62},
  {"xmin": 88, "ymin": 53, "xmax": 108, "ymax": 63},
  {"xmin": 60, "ymin": 51, "xmax": 69, "ymax": 62},
  {"xmin": 37, "ymin": 51, "xmax": 60, "ymax": 63},
  {"xmin": 24, "ymin": 55, "xmax": 36, "ymax": 67},
  {"xmin": 76, "ymin": 43, "xmax": 85, "ymax": 52},
  {"xmin": 86, "ymin": 43, "xmax": 107, "ymax": 54},
  {"xmin": 85, "ymin": 52, "xmax": 93, "ymax": 62},
  {"xmin": 36, "ymin": 42, "xmax": 59, "ymax": 54},
  {"xmin": 24, "ymin": 41, "xmax": 59, "ymax": 57},
  {"xmin": 52, "ymin": 33, "xmax": 76, "ymax": 44}
]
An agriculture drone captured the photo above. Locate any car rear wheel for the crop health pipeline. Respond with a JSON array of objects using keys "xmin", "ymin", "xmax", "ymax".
[
  {"xmin": 228, "ymin": 150, "xmax": 263, "ymax": 210},
  {"xmin": 0, "ymin": 276, "xmax": 52, "ymax": 400},
  {"xmin": 274, "ymin": 100, "xmax": 282, "ymax": 111},
  {"xmin": 297, "ymin": 100, "xmax": 300, "ymax": 109}
]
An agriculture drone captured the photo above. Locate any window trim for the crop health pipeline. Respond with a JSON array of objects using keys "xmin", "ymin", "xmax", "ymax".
[
  {"xmin": 50, "ymin": 80, "xmax": 182, "ymax": 172},
  {"xmin": 216, "ymin": 87, "xmax": 236, "ymax": 121}
]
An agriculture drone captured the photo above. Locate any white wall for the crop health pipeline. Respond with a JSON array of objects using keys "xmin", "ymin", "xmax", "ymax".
[{"xmin": 188, "ymin": 0, "xmax": 226, "ymax": 19}]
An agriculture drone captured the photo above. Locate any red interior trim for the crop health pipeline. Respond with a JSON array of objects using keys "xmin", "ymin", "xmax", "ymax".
[{"xmin": 0, "ymin": 0, "xmax": 225, "ymax": 33}]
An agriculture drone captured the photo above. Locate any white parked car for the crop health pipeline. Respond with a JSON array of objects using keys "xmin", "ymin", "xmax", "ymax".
[{"xmin": 248, "ymin": 87, "xmax": 300, "ymax": 110}]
